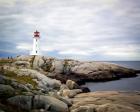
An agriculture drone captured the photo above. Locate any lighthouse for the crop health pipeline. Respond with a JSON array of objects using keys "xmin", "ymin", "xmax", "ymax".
[{"xmin": 30, "ymin": 30, "xmax": 40, "ymax": 55}]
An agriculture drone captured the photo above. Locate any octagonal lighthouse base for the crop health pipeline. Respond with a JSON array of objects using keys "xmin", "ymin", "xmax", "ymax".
[{"xmin": 30, "ymin": 50, "xmax": 41, "ymax": 55}]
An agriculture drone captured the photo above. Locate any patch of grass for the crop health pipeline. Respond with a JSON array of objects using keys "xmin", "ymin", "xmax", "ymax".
[
  {"xmin": 0, "ymin": 59, "xmax": 14, "ymax": 66},
  {"xmin": 3, "ymin": 70, "xmax": 37, "ymax": 89}
]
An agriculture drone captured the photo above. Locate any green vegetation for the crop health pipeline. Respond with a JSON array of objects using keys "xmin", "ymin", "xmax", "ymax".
[
  {"xmin": 64, "ymin": 59, "xmax": 69, "ymax": 65},
  {"xmin": 63, "ymin": 60, "xmax": 71, "ymax": 74},
  {"xmin": 3, "ymin": 70, "xmax": 37, "ymax": 89},
  {"xmin": 0, "ymin": 59, "xmax": 14, "ymax": 66},
  {"xmin": 42, "ymin": 58, "xmax": 55, "ymax": 72}
]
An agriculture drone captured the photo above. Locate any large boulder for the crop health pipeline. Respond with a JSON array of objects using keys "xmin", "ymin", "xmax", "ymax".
[
  {"xmin": 16, "ymin": 69, "xmax": 61, "ymax": 90},
  {"xmin": 58, "ymin": 96, "xmax": 72, "ymax": 106},
  {"xmin": 32, "ymin": 56, "xmax": 44, "ymax": 69},
  {"xmin": 49, "ymin": 92, "xmax": 72, "ymax": 106},
  {"xmin": 69, "ymin": 61, "xmax": 137, "ymax": 82},
  {"xmin": 34, "ymin": 95, "xmax": 69, "ymax": 112},
  {"xmin": 71, "ymin": 104, "xmax": 97, "ymax": 112},
  {"xmin": 60, "ymin": 84, "xmax": 69, "ymax": 90},
  {"xmin": 0, "ymin": 109, "xmax": 5, "ymax": 112},
  {"xmin": 13, "ymin": 61, "xmax": 30, "ymax": 68},
  {"xmin": 53, "ymin": 60, "xmax": 64, "ymax": 73},
  {"xmin": 7, "ymin": 95, "xmax": 32, "ymax": 110},
  {"xmin": 62, "ymin": 89, "xmax": 82, "ymax": 98},
  {"xmin": 0, "ymin": 75, "xmax": 30, "ymax": 92},
  {"xmin": 10, "ymin": 81, "xmax": 30, "ymax": 92},
  {"xmin": 0, "ymin": 84, "xmax": 15, "ymax": 98},
  {"xmin": 0, "ymin": 75, "xmax": 12, "ymax": 85},
  {"xmin": 8, "ymin": 95, "xmax": 69, "ymax": 112},
  {"xmin": 66, "ymin": 80, "xmax": 80, "ymax": 90}
]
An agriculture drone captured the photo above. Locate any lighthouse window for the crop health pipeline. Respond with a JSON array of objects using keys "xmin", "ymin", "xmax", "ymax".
[
  {"xmin": 36, "ymin": 51, "xmax": 37, "ymax": 53},
  {"xmin": 36, "ymin": 39, "xmax": 37, "ymax": 42}
]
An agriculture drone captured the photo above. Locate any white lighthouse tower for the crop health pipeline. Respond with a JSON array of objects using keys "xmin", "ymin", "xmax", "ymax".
[{"xmin": 30, "ymin": 30, "xmax": 40, "ymax": 55}]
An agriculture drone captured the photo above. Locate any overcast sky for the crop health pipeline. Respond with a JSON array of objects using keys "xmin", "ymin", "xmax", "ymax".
[{"xmin": 0, "ymin": 0, "xmax": 140, "ymax": 61}]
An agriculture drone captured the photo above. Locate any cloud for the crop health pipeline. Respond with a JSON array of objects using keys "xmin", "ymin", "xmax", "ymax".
[
  {"xmin": 16, "ymin": 43, "xmax": 32, "ymax": 51},
  {"xmin": 101, "ymin": 45, "xmax": 140, "ymax": 59},
  {"xmin": 58, "ymin": 49, "xmax": 92, "ymax": 56},
  {"xmin": 0, "ymin": 0, "xmax": 140, "ymax": 60}
]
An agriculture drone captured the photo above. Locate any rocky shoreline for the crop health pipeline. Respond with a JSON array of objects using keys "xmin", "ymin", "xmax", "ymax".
[
  {"xmin": 0, "ymin": 55, "xmax": 140, "ymax": 112},
  {"xmin": 70, "ymin": 91, "xmax": 140, "ymax": 112}
]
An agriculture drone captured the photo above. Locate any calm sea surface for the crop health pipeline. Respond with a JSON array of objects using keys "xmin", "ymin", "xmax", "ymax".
[{"xmin": 84, "ymin": 61, "xmax": 140, "ymax": 91}]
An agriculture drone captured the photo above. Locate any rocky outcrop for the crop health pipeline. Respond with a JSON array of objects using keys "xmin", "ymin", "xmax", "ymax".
[
  {"xmin": 61, "ymin": 89, "xmax": 82, "ymax": 98},
  {"xmin": 70, "ymin": 91, "xmax": 140, "ymax": 112},
  {"xmin": 12, "ymin": 61, "xmax": 30, "ymax": 68},
  {"xmin": 13, "ymin": 55, "xmax": 138, "ymax": 84},
  {"xmin": 71, "ymin": 103, "xmax": 139, "ymax": 112},
  {"xmin": 49, "ymin": 92, "xmax": 73, "ymax": 106},
  {"xmin": 0, "ymin": 55, "xmax": 139, "ymax": 112},
  {"xmin": 66, "ymin": 80, "xmax": 80, "ymax": 90},
  {"xmin": 0, "ymin": 84, "xmax": 15, "ymax": 98},
  {"xmin": 70, "ymin": 61, "xmax": 137, "ymax": 82},
  {"xmin": 58, "ymin": 81, "xmax": 83, "ymax": 98},
  {"xmin": 32, "ymin": 55, "xmax": 44, "ymax": 69},
  {"xmin": 0, "ymin": 75, "xmax": 30, "ymax": 92},
  {"xmin": 0, "ymin": 72, "xmax": 80, "ymax": 112},
  {"xmin": 0, "ymin": 66, "xmax": 61, "ymax": 92},
  {"xmin": 34, "ymin": 95, "xmax": 68, "ymax": 112},
  {"xmin": 7, "ymin": 95, "xmax": 32, "ymax": 110},
  {"xmin": 8, "ymin": 95, "xmax": 69, "ymax": 112},
  {"xmin": 15, "ymin": 69, "xmax": 61, "ymax": 90}
]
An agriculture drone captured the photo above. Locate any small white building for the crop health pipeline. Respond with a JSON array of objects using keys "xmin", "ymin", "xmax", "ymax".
[{"xmin": 30, "ymin": 30, "xmax": 40, "ymax": 55}]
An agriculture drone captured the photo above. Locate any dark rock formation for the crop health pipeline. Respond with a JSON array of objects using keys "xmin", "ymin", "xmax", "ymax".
[{"xmin": 0, "ymin": 84, "xmax": 15, "ymax": 98}]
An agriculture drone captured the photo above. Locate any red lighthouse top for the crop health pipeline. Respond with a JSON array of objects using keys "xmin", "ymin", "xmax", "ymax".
[{"xmin": 34, "ymin": 30, "xmax": 40, "ymax": 38}]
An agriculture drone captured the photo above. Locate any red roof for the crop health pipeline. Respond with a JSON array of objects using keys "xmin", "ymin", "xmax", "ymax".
[{"xmin": 34, "ymin": 30, "xmax": 40, "ymax": 37}]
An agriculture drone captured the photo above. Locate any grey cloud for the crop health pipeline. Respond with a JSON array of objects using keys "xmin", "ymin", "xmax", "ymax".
[{"xmin": 0, "ymin": 0, "xmax": 140, "ymax": 60}]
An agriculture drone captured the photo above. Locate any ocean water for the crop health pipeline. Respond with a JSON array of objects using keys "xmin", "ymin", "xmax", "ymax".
[
  {"xmin": 108, "ymin": 61, "xmax": 140, "ymax": 70},
  {"xmin": 84, "ymin": 61, "xmax": 140, "ymax": 91}
]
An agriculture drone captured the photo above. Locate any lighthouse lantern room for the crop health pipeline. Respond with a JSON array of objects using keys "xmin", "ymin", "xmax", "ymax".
[{"xmin": 30, "ymin": 30, "xmax": 40, "ymax": 55}]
